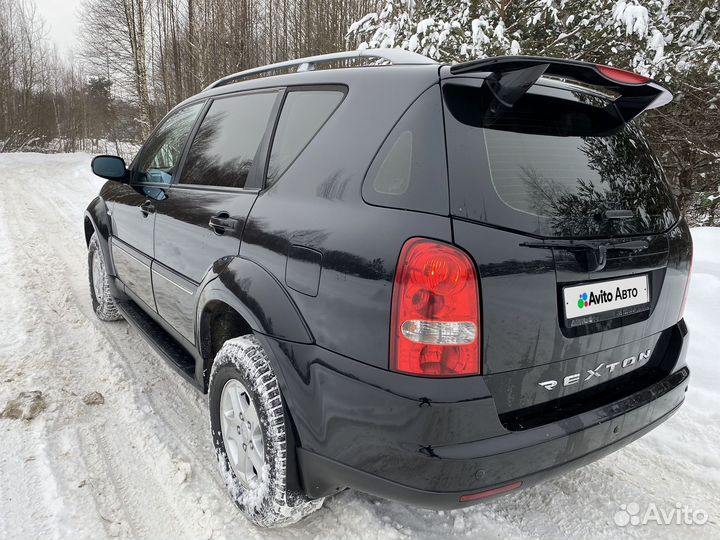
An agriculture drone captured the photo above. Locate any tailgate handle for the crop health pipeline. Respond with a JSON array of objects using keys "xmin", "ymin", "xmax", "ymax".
[
  {"xmin": 521, "ymin": 239, "xmax": 650, "ymax": 272},
  {"xmin": 604, "ymin": 210, "xmax": 635, "ymax": 219}
]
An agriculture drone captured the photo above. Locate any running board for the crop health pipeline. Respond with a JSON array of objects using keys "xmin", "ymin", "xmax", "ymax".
[{"xmin": 115, "ymin": 299, "xmax": 198, "ymax": 385}]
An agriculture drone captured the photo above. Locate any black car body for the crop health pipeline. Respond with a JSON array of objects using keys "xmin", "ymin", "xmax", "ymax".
[{"xmin": 84, "ymin": 50, "xmax": 692, "ymax": 520}]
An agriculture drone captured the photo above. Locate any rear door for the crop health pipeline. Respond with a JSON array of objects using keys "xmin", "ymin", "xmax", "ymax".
[
  {"xmin": 442, "ymin": 73, "xmax": 691, "ymax": 421},
  {"xmin": 151, "ymin": 90, "xmax": 280, "ymax": 344},
  {"xmin": 110, "ymin": 101, "xmax": 204, "ymax": 312}
]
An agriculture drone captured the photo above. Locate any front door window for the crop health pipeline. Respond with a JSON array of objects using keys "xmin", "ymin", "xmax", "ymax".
[{"xmin": 136, "ymin": 101, "xmax": 205, "ymax": 188}]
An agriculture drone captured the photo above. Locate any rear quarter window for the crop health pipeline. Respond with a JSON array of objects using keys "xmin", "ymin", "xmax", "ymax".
[{"xmin": 362, "ymin": 85, "xmax": 449, "ymax": 215}]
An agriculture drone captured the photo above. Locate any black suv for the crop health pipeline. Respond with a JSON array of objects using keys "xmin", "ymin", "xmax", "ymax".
[{"xmin": 85, "ymin": 50, "xmax": 692, "ymax": 527}]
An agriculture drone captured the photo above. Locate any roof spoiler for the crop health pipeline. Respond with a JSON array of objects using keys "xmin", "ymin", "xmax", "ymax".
[{"xmin": 449, "ymin": 56, "xmax": 672, "ymax": 122}]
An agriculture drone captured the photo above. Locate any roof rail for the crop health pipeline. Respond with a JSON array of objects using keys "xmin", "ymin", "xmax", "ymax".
[{"xmin": 204, "ymin": 49, "xmax": 437, "ymax": 90}]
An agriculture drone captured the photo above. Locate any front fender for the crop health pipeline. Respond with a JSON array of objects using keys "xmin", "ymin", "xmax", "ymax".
[
  {"xmin": 84, "ymin": 195, "xmax": 114, "ymax": 275},
  {"xmin": 196, "ymin": 257, "xmax": 313, "ymax": 345}
]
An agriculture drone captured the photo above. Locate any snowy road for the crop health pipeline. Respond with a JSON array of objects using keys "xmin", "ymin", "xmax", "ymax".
[{"xmin": 0, "ymin": 153, "xmax": 718, "ymax": 540}]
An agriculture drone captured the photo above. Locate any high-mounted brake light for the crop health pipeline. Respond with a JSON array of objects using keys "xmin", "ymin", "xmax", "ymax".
[
  {"xmin": 596, "ymin": 65, "xmax": 650, "ymax": 85},
  {"xmin": 390, "ymin": 238, "xmax": 480, "ymax": 377}
]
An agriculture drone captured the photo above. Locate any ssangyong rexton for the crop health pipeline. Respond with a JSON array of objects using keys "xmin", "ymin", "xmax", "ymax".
[{"xmin": 84, "ymin": 50, "xmax": 692, "ymax": 527}]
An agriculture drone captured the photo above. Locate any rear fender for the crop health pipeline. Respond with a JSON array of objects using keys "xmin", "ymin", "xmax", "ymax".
[
  {"xmin": 194, "ymin": 257, "xmax": 313, "ymax": 391},
  {"xmin": 195, "ymin": 256, "xmax": 313, "ymax": 348}
]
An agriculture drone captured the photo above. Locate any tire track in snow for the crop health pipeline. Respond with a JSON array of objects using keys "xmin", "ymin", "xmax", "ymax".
[
  {"xmin": 17, "ymin": 156, "xmax": 272, "ymax": 534},
  {"xmin": 0, "ymin": 156, "xmax": 219, "ymax": 539},
  {"xmin": 0, "ymin": 431, "xmax": 53, "ymax": 540},
  {"xmin": 91, "ymin": 425, "xmax": 167, "ymax": 539}
]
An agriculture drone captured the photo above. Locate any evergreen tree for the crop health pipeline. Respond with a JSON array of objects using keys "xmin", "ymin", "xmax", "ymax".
[{"xmin": 349, "ymin": 1, "xmax": 719, "ymax": 78}]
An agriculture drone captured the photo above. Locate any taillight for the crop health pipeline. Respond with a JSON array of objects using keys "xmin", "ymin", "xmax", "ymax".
[
  {"xmin": 390, "ymin": 238, "xmax": 480, "ymax": 377},
  {"xmin": 596, "ymin": 64, "xmax": 650, "ymax": 85}
]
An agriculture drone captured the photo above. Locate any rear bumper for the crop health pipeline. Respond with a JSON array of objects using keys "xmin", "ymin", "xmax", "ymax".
[
  {"xmin": 297, "ymin": 366, "xmax": 687, "ymax": 509},
  {"xmin": 258, "ymin": 321, "xmax": 689, "ymax": 509}
]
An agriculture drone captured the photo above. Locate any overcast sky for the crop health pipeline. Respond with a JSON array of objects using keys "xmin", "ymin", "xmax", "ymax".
[{"xmin": 35, "ymin": 0, "xmax": 84, "ymax": 57}]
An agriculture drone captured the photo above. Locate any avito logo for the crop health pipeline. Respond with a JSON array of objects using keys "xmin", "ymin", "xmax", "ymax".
[
  {"xmin": 577, "ymin": 290, "xmax": 614, "ymax": 309},
  {"xmin": 578, "ymin": 287, "xmax": 639, "ymax": 309}
]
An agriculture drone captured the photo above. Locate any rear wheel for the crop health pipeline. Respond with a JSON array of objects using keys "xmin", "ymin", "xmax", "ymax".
[
  {"xmin": 209, "ymin": 335, "xmax": 323, "ymax": 527},
  {"xmin": 88, "ymin": 233, "xmax": 122, "ymax": 321}
]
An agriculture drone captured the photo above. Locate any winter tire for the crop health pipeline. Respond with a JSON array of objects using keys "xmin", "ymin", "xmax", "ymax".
[
  {"xmin": 88, "ymin": 232, "xmax": 122, "ymax": 321},
  {"xmin": 209, "ymin": 335, "xmax": 323, "ymax": 527}
]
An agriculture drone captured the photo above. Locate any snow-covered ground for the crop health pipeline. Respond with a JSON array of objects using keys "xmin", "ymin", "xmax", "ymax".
[{"xmin": 0, "ymin": 152, "xmax": 718, "ymax": 540}]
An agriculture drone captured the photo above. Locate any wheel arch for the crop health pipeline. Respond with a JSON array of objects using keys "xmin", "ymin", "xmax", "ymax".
[
  {"xmin": 84, "ymin": 196, "xmax": 114, "ymax": 275},
  {"xmin": 195, "ymin": 294, "xmax": 308, "ymax": 488},
  {"xmin": 84, "ymin": 215, "xmax": 95, "ymax": 246},
  {"xmin": 194, "ymin": 256, "xmax": 313, "ymax": 391},
  {"xmin": 196, "ymin": 298, "xmax": 254, "ymax": 390}
]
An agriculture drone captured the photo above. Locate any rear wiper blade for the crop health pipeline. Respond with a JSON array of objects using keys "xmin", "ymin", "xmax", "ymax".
[{"xmin": 520, "ymin": 239, "xmax": 650, "ymax": 272}]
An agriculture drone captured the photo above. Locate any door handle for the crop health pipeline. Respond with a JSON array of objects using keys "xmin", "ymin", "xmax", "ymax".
[
  {"xmin": 140, "ymin": 201, "xmax": 156, "ymax": 216},
  {"xmin": 209, "ymin": 212, "xmax": 239, "ymax": 235}
]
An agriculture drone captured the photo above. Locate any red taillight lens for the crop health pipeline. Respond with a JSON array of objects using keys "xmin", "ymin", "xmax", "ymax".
[
  {"xmin": 596, "ymin": 64, "xmax": 650, "ymax": 85},
  {"xmin": 390, "ymin": 238, "xmax": 480, "ymax": 377}
]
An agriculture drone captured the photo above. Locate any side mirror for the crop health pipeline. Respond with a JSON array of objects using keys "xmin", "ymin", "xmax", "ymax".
[{"xmin": 91, "ymin": 155, "xmax": 128, "ymax": 181}]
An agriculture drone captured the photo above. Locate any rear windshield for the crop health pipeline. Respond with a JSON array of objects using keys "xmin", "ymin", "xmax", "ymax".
[{"xmin": 443, "ymin": 81, "xmax": 679, "ymax": 238}]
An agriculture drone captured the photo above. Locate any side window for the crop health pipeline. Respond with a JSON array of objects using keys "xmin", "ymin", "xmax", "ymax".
[
  {"xmin": 362, "ymin": 86, "xmax": 449, "ymax": 215},
  {"xmin": 371, "ymin": 130, "xmax": 412, "ymax": 195},
  {"xmin": 179, "ymin": 91, "xmax": 278, "ymax": 188},
  {"xmin": 136, "ymin": 101, "xmax": 204, "ymax": 184},
  {"xmin": 266, "ymin": 89, "xmax": 344, "ymax": 186}
]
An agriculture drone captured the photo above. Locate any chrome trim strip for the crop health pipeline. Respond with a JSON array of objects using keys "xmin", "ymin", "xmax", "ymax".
[
  {"xmin": 152, "ymin": 268, "xmax": 194, "ymax": 296},
  {"xmin": 111, "ymin": 242, "xmax": 150, "ymax": 269}
]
